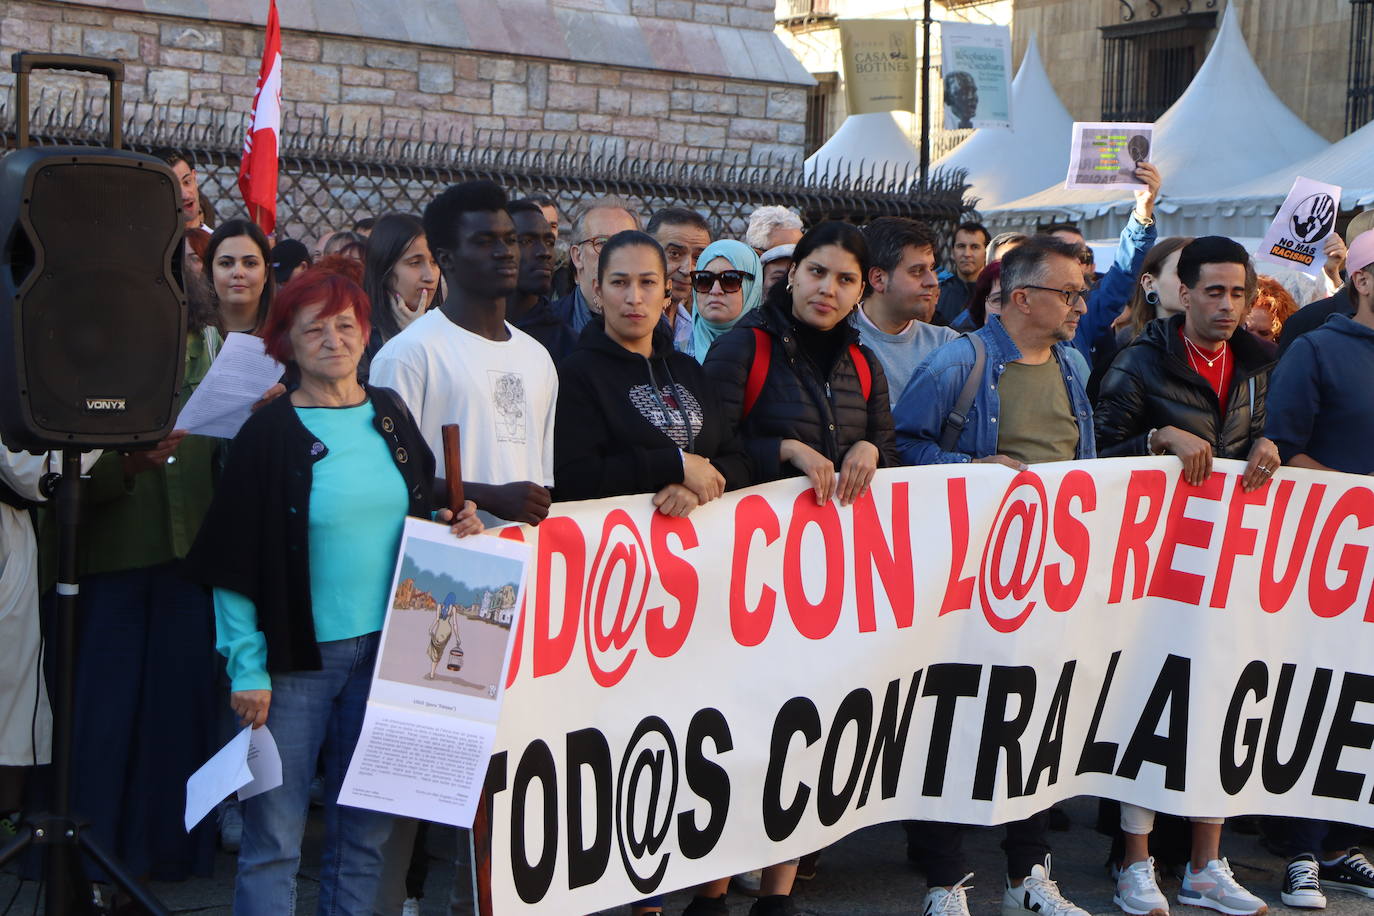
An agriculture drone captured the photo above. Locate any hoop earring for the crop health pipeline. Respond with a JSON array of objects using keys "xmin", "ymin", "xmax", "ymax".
[{"xmin": 1145, "ymin": 290, "xmax": 1160, "ymax": 306}]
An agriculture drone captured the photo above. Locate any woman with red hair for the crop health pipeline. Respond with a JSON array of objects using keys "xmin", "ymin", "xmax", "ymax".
[{"xmin": 186, "ymin": 266, "xmax": 481, "ymax": 914}]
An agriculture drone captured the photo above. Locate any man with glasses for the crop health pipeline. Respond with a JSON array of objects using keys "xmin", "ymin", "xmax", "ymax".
[
  {"xmin": 891, "ymin": 237, "xmax": 1094, "ymax": 916},
  {"xmin": 1045, "ymin": 161, "xmax": 1162, "ymax": 363},
  {"xmin": 856, "ymin": 217, "xmax": 958, "ymax": 402},
  {"xmin": 648, "ymin": 207, "xmax": 713, "ymax": 353},
  {"xmin": 552, "ymin": 196, "xmax": 641, "ymax": 335}
]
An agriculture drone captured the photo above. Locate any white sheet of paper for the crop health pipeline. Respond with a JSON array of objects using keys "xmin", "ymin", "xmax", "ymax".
[
  {"xmin": 1065, "ymin": 121, "xmax": 1153, "ymax": 190},
  {"xmin": 238, "ymin": 725, "xmax": 284, "ymax": 801},
  {"xmin": 1255, "ymin": 176, "xmax": 1342, "ymax": 276},
  {"xmin": 185, "ymin": 727, "xmax": 253, "ymax": 832},
  {"xmin": 176, "ymin": 332, "xmax": 282, "ymax": 439}
]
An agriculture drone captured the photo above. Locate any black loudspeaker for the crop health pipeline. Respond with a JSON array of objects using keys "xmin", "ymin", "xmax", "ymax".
[{"xmin": 0, "ymin": 53, "xmax": 186, "ymax": 451}]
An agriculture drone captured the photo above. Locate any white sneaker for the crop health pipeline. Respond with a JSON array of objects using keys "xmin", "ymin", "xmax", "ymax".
[
  {"xmin": 1003, "ymin": 857, "xmax": 1088, "ymax": 916},
  {"xmin": 923, "ymin": 873, "xmax": 973, "ymax": 916},
  {"xmin": 1178, "ymin": 858, "xmax": 1267, "ymax": 915},
  {"xmin": 1115, "ymin": 858, "xmax": 1170, "ymax": 916},
  {"xmin": 401, "ymin": 898, "xmax": 421, "ymax": 916},
  {"xmin": 1281, "ymin": 855, "xmax": 1327, "ymax": 909}
]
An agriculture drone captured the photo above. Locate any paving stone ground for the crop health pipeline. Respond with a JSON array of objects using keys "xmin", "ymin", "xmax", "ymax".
[{"xmin": 4, "ymin": 797, "xmax": 1372, "ymax": 914}]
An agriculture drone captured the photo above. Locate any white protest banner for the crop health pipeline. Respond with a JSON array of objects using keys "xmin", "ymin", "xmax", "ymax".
[
  {"xmin": 1256, "ymin": 176, "xmax": 1342, "ymax": 276},
  {"xmin": 940, "ymin": 22, "xmax": 1012, "ymax": 129},
  {"xmin": 338, "ymin": 519, "xmax": 530, "ymax": 827},
  {"xmin": 838, "ymin": 19, "xmax": 917, "ymax": 115},
  {"xmin": 1066, "ymin": 122, "xmax": 1152, "ymax": 190},
  {"xmin": 484, "ymin": 459, "xmax": 1374, "ymax": 913}
]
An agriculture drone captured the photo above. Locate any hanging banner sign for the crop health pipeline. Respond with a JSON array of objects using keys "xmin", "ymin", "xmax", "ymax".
[
  {"xmin": 839, "ymin": 19, "xmax": 918, "ymax": 115},
  {"xmin": 486, "ymin": 458, "xmax": 1374, "ymax": 914},
  {"xmin": 1256, "ymin": 176, "xmax": 1342, "ymax": 276},
  {"xmin": 940, "ymin": 21, "xmax": 1012, "ymax": 129}
]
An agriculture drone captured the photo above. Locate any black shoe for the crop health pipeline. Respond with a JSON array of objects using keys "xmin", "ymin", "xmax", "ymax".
[
  {"xmin": 1046, "ymin": 804, "xmax": 1071, "ymax": 832},
  {"xmin": 748, "ymin": 895, "xmax": 800, "ymax": 916},
  {"xmin": 681, "ymin": 894, "xmax": 731, "ymax": 916},
  {"xmin": 1281, "ymin": 854, "xmax": 1327, "ymax": 909},
  {"xmin": 1319, "ymin": 848, "xmax": 1374, "ymax": 899},
  {"xmin": 795, "ymin": 851, "xmax": 820, "ymax": 881}
]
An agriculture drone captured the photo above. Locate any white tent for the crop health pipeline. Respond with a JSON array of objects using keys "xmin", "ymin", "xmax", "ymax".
[
  {"xmin": 803, "ymin": 112, "xmax": 922, "ymax": 185},
  {"xmin": 984, "ymin": 3, "xmax": 1327, "ymax": 238},
  {"xmin": 931, "ymin": 34, "xmax": 1073, "ymax": 210},
  {"xmin": 1166, "ymin": 117, "xmax": 1374, "ymax": 238}
]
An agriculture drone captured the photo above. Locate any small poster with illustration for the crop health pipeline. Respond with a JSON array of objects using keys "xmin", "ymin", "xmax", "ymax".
[
  {"xmin": 1065, "ymin": 122, "xmax": 1153, "ymax": 190},
  {"xmin": 1256, "ymin": 176, "xmax": 1342, "ymax": 276},
  {"xmin": 338, "ymin": 518, "xmax": 530, "ymax": 827}
]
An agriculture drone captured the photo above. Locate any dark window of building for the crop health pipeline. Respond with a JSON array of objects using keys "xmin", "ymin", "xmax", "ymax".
[
  {"xmin": 805, "ymin": 72, "xmax": 837, "ymax": 157},
  {"xmin": 1100, "ymin": 11, "xmax": 1216, "ymax": 122},
  {"xmin": 1348, "ymin": 0, "xmax": 1374, "ymax": 133}
]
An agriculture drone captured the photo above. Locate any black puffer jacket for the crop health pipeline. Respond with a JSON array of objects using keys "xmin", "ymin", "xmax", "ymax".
[
  {"xmin": 1094, "ymin": 314, "xmax": 1273, "ymax": 459},
  {"xmin": 702, "ymin": 297, "xmax": 898, "ymax": 482}
]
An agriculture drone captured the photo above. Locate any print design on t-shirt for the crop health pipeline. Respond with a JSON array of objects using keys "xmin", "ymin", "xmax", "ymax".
[
  {"xmin": 627, "ymin": 384, "xmax": 704, "ymax": 449},
  {"xmin": 488, "ymin": 370, "xmax": 528, "ymax": 444}
]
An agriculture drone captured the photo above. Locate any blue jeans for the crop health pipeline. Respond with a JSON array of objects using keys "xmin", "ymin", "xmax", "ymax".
[{"xmin": 235, "ymin": 633, "xmax": 394, "ymax": 915}]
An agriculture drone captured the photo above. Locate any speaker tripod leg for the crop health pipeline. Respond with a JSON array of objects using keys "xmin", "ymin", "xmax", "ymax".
[{"xmin": 78, "ymin": 831, "xmax": 170, "ymax": 916}]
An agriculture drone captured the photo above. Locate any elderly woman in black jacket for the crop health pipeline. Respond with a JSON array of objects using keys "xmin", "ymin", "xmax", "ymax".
[
  {"xmin": 185, "ymin": 265, "xmax": 480, "ymax": 914},
  {"xmin": 703, "ymin": 221, "xmax": 898, "ymax": 509}
]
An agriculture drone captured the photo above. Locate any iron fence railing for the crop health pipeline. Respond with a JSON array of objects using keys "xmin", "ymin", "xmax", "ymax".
[{"xmin": 1, "ymin": 91, "xmax": 976, "ymax": 248}]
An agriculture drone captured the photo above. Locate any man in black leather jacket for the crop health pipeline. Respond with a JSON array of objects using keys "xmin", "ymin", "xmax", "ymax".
[{"xmin": 1094, "ymin": 236, "xmax": 1280, "ymax": 491}]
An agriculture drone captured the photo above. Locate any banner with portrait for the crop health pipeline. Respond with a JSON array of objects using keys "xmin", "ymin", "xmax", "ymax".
[{"xmin": 940, "ymin": 21, "xmax": 1012, "ymax": 129}]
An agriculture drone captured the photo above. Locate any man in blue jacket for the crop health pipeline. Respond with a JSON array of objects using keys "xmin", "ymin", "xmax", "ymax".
[
  {"xmin": 895, "ymin": 236, "xmax": 1095, "ymax": 470},
  {"xmin": 1047, "ymin": 162, "xmax": 1162, "ymax": 363},
  {"xmin": 892, "ymin": 236, "xmax": 1094, "ymax": 916}
]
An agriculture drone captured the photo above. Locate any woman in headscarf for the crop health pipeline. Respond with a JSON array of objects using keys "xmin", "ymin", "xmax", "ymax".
[{"xmin": 690, "ymin": 239, "xmax": 763, "ymax": 362}]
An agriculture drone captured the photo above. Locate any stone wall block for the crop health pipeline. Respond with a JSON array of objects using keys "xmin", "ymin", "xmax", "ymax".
[
  {"xmin": 285, "ymin": 62, "xmax": 341, "ymax": 102},
  {"xmin": 282, "ymin": 35, "xmax": 320, "ymax": 62},
  {"xmin": 597, "ymin": 87, "xmax": 630, "ymax": 115},
  {"xmin": 419, "ymin": 61, "xmax": 453, "ymax": 94},
  {"xmin": 526, "ymin": 63, "xmax": 549, "ymax": 109},
  {"xmin": 82, "ymin": 29, "xmax": 139, "ymax": 58},
  {"xmin": 341, "ymin": 64, "xmax": 384, "ymax": 88},
  {"xmin": 160, "ymin": 23, "xmax": 221, "ymax": 50},
  {"xmin": 766, "ymin": 87, "xmax": 806, "ymax": 121},
  {"xmin": 50, "ymin": 23, "xmax": 81, "ymax": 54},
  {"xmin": 365, "ymin": 45, "xmax": 418, "ymax": 70},
  {"xmin": 629, "ymin": 90, "xmax": 669, "ymax": 117},
  {"xmin": 493, "ymin": 81, "xmax": 529, "ymax": 116},
  {"xmin": 147, "ymin": 68, "xmax": 190, "ymax": 102}
]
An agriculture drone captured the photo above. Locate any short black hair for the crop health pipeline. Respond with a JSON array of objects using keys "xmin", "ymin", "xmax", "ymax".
[
  {"xmin": 954, "ymin": 221, "xmax": 990, "ymax": 246},
  {"xmin": 506, "ymin": 199, "xmax": 545, "ymax": 219},
  {"xmin": 1176, "ymin": 235, "xmax": 1250, "ymax": 289},
  {"xmin": 154, "ymin": 147, "xmax": 193, "ymax": 169},
  {"xmin": 646, "ymin": 207, "xmax": 710, "ymax": 236},
  {"xmin": 863, "ymin": 217, "xmax": 939, "ymax": 274},
  {"xmin": 523, "ymin": 194, "xmax": 557, "ymax": 209},
  {"xmin": 423, "ymin": 180, "xmax": 508, "ymax": 254},
  {"xmin": 1001, "ymin": 235, "xmax": 1083, "ymax": 296},
  {"xmin": 353, "ymin": 216, "xmax": 376, "ymax": 233},
  {"xmin": 1042, "ymin": 222, "xmax": 1082, "ymax": 238},
  {"xmin": 597, "ymin": 230, "xmax": 667, "ymax": 283}
]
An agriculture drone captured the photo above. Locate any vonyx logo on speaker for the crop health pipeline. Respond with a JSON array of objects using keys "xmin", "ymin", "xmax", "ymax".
[{"xmin": 84, "ymin": 398, "xmax": 127, "ymax": 412}]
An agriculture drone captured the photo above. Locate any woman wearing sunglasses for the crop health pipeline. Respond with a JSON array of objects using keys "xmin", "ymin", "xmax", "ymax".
[
  {"xmin": 689, "ymin": 239, "xmax": 764, "ymax": 362},
  {"xmin": 554, "ymin": 230, "xmax": 752, "ymax": 520}
]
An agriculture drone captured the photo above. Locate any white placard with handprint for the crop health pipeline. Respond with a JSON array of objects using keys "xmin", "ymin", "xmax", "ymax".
[{"xmin": 1257, "ymin": 176, "xmax": 1342, "ymax": 276}]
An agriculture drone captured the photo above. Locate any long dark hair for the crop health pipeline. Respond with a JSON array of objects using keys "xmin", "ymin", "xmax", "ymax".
[
  {"xmin": 363, "ymin": 213, "xmax": 431, "ymax": 345},
  {"xmin": 1114, "ymin": 235, "xmax": 1193, "ymax": 341},
  {"xmin": 203, "ymin": 218, "xmax": 275, "ymax": 331},
  {"xmin": 762, "ymin": 220, "xmax": 869, "ymax": 316}
]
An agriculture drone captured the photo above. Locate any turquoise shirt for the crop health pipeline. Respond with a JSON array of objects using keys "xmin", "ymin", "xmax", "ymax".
[{"xmin": 214, "ymin": 400, "xmax": 409, "ymax": 691}]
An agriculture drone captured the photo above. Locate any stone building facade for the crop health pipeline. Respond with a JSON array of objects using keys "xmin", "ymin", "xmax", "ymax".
[
  {"xmin": 1012, "ymin": 0, "xmax": 1352, "ymax": 142},
  {"xmin": 1, "ymin": 0, "xmax": 815, "ymax": 164}
]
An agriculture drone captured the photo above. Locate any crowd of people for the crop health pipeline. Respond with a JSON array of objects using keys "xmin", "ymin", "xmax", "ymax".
[{"xmin": 1, "ymin": 148, "xmax": 1373, "ymax": 916}]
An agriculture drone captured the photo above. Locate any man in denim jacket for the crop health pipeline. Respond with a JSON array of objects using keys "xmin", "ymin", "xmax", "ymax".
[{"xmin": 895, "ymin": 236, "xmax": 1096, "ymax": 469}]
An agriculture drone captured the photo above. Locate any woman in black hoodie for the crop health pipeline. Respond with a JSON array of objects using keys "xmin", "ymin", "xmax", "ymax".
[{"xmin": 555, "ymin": 229, "xmax": 751, "ymax": 515}]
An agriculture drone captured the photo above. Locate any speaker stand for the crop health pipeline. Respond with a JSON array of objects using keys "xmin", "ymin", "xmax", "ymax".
[{"xmin": 0, "ymin": 449, "xmax": 169, "ymax": 915}]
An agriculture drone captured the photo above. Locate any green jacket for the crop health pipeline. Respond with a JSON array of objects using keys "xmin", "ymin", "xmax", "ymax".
[{"xmin": 42, "ymin": 331, "xmax": 219, "ymax": 583}]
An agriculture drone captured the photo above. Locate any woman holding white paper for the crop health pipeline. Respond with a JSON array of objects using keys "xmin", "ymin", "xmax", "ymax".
[{"xmin": 185, "ymin": 265, "xmax": 481, "ymax": 914}]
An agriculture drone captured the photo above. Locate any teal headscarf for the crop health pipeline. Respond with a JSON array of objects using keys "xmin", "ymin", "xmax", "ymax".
[{"xmin": 690, "ymin": 239, "xmax": 764, "ymax": 363}]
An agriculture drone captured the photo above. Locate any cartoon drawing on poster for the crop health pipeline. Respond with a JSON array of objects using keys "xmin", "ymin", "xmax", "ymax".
[
  {"xmin": 1065, "ymin": 122, "xmax": 1153, "ymax": 190},
  {"xmin": 940, "ymin": 22, "xmax": 1012, "ymax": 129},
  {"xmin": 1256, "ymin": 176, "xmax": 1342, "ymax": 276},
  {"xmin": 338, "ymin": 519, "xmax": 530, "ymax": 828}
]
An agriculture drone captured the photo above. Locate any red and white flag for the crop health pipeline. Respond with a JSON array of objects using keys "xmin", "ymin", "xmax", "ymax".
[{"xmin": 239, "ymin": 0, "xmax": 282, "ymax": 234}]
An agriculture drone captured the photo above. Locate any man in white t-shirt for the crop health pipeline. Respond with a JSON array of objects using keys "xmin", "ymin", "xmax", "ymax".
[{"xmin": 370, "ymin": 179, "xmax": 555, "ymax": 525}]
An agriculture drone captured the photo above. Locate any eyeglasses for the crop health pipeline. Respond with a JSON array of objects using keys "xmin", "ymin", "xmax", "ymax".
[
  {"xmin": 690, "ymin": 270, "xmax": 748, "ymax": 294},
  {"xmin": 1020, "ymin": 285, "xmax": 1088, "ymax": 307},
  {"xmin": 576, "ymin": 235, "xmax": 612, "ymax": 253}
]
